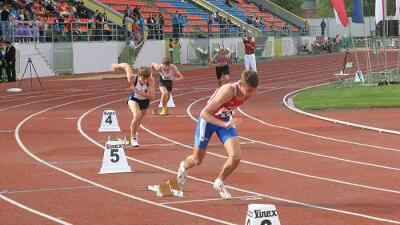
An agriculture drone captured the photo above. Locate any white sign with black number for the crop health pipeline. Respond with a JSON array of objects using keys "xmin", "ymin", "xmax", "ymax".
[
  {"xmin": 98, "ymin": 110, "xmax": 121, "ymax": 132},
  {"xmin": 245, "ymin": 204, "xmax": 281, "ymax": 225},
  {"xmin": 99, "ymin": 140, "xmax": 132, "ymax": 174}
]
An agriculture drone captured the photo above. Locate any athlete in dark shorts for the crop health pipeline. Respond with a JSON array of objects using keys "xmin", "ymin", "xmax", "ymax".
[
  {"xmin": 210, "ymin": 48, "xmax": 232, "ymax": 86},
  {"xmin": 112, "ymin": 63, "xmax": 156, "ymax": 147},
  {"xmin": 151, "ymin": 57, "xmax": 183, "ymax": 116}
]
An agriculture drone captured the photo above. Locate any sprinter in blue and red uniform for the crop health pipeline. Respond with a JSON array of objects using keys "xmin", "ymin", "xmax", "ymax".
[{"xmin": 176, "ymin": 70, "xmax": 259, "ymax": 199}]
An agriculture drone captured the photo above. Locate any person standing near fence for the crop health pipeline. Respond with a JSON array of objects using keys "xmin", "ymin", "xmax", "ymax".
[
  {"xmin": 168, "ymin": 38, "xmax": 174, "ymax": 63},
  {"xmin": 242, "ymin": 34, "xmax": 257, "ymax": 72},
  {"xmin": 320, "ymin": 19, "xmax": 326, "ymax": 37},
  {"xmin": 4, "ymin": 41, "xmax": 16, "ymax": 82},
  {"xmin": 173, "ymin": 38, "xmax": 181, "ymax": 64}
]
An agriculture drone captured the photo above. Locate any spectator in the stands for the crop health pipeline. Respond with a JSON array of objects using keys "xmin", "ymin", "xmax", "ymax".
[
  {"xmin": 172, "ymin": 11, "xmax": 179, "ymax": 38},
  {"xmin": 132, "ymin": 7, "xmax": 140, "ymax": 18},
  {"xmin": 158, "ymin": 13, "xmax": 164, "ymax": 40},
  {"xmin": 1, "ymin": 5, "xmax": 11, "ymax": 41},
  {"xmin": 147, "ymin": 15, "xmax": 154, "ymax": 40},
  {"xmin": 207, "ymin": 17, "xmax": 213, "ymax": 38}
]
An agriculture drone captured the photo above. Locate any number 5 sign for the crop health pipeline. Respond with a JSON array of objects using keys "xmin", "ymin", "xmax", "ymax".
[
  {"xmin": 98, "ymin": 110, "xmax": 121, "ymax": 132},
  {"xmin": 99, "ymin": 138, "xmax": 132, "ymax": 174}
]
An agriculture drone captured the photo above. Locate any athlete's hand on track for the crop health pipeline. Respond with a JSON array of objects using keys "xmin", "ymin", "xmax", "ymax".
[{"xmin": 225, "ymin": 118, "xmax": 241, "ymax": 128}]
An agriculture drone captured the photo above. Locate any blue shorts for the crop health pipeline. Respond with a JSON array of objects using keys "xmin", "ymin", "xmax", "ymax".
[{"xmin": 194, "ymin": 117, "xmax": 238, "ymax": 149}]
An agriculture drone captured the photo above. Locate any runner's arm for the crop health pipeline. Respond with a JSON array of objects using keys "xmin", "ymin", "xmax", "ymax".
[
  {"xmin": 151, "ymin": 63, "xmax": 161, "ymax": 72},
  {"xmin": 111, "ymin": 63, "xmax": 135, "ymax": 84},
  {"xmin": 172, "ymin": 65, "xmax": 184, "ymax": 81}
]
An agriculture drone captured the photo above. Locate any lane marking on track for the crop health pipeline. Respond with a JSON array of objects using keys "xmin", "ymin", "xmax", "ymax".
[
  {"xmin": 3, "ymin": 185, "xmax": 97, "ymax": 194},
  {"xmin": 15, "ymin": 89, "xmax": 236, "ymax": 225},
  {"xmin": 238, "ymin": 87, "xmax": 400, "ymax": 153},
  {"xmin": 0, "ymin": 130, "xmax": 14, "ymax": 133},
  {"xmin": 160, "ymin": 195, "xmax": 264, "ymax": 205},
  {"xmin": 0, "ymin": 194, "xmax": 73, "ymax": 225},
  {"xmin": 283, "ymin": 82, "xmax": 400, "ymax": 136},
  {"xmin": 49, "ymin": 159, "xmax": 102, "ymax": 165},
  {"xmin": 78, "ymin": 68, "xmax": 400, "ymax": 224},
  {"xmin": 140, "ymin": 112, "xmax": 400, "ymax": 224},
  {"xmin": 186, "ymin": 96, "xmax": 400, "ymax": 194}
]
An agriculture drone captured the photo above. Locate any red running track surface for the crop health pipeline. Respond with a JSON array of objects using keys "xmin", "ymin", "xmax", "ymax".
[{"xmin": 1, "ymin": 52, "xmax": 400, "ymax": 225}]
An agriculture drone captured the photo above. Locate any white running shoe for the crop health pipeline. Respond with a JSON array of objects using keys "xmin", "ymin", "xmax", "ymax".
[
  {"xmin": 213, "ymin": 178, "xmax": 232, "ymax": 199},
  {"xmin": 130, "ymin": 137, "xmax": 139, "ymax": 147},
  {"xmin": 177, "ymin": 161, "xmax": 188, "ymax": 187}
]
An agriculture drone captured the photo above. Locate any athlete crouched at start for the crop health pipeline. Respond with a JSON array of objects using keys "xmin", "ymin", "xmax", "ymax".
[
  {"xmin": 176, "ymin": 70, "xmax": 259, "ymax": 198},
  {"xmin": 112, "ymin": 63, "xmax": 156, "ymax": 147}
]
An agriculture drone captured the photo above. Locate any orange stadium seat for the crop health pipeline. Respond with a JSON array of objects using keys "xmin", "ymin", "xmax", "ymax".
[{"xmin": 166, "ymin": 9, "xmax": 186, "ymax": 13}]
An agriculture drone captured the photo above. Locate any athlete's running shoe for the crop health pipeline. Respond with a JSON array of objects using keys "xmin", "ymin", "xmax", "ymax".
[
  {"xmin": 213, "ymin": 178, "xmax": 232, "ymax": 199},
  {"xmin": 130, "ymin": 137, "xmax": 139, "ymax": 147},
  {"xmin": 177, "ymin": 161, "xmax": 188, "ymax": 187},
  {"xmin": 159, "ymin": 107, "xmax": 167, "ymax": 116}
]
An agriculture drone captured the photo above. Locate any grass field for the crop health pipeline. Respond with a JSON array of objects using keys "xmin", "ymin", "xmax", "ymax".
[{"xmin": 293, "ymin": 83, "xmax": 400, "ymax": 110}]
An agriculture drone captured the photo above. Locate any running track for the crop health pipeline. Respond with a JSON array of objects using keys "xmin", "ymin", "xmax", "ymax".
[{"xmin": 1, "ymin": 52, "xmax": 399, "ymax": 225}]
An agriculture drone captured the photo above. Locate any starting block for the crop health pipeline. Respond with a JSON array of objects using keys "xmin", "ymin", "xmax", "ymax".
[
  {"xmin": 118, "ymin": 136, "xmax": 130, "ymax": 145},
  {"xmin": 148, "ymin": 178, "xmax": 183, "ymax": 197}
]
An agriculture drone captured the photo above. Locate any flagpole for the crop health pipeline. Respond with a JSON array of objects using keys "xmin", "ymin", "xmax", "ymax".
[
  {"xmin": 349, "ymin": 23, "xmax": 362, "ymax": 75},
  {"xmin": 383, "ymin": 0, "xmax": 389, "ymax": 73},
  {"xmin": 365, "ymin": 18, "xmax": 372, "ymax": 82}
]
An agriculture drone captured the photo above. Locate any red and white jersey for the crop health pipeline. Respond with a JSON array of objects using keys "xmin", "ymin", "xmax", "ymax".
[{"xmin": 207, "ymin": 82, "xmax": 247, "ymax": 119}]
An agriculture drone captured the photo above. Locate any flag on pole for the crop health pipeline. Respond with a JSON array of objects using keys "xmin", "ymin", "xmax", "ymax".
[
  {"xmin": 375, "ymin": 0, "xmax": 384, "ymax": 24},
  {"xmin": 395, "ymin": 0, "xmax": 400, "ymax": 20},
  {"xmin": 352, "ymin": 0, "xmax": 364, "ymax": 23},
  {"xmin": 330, "ymin": 0, "xmax": 348, "ymax": 27}
]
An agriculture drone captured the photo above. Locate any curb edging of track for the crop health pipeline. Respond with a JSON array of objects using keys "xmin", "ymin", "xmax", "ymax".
[{"xmin": 282, "ymin": 82, "xmax": 400, "ymax": 135}]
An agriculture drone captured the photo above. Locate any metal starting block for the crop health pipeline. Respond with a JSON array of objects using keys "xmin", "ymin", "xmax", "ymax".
[
  {"xmin": 148, "ymin": 178, "xmax": 183, "ymax": 197},
  {"xmin": 108, "ymin": 135, "xmax": 129, "ymax": 145}
]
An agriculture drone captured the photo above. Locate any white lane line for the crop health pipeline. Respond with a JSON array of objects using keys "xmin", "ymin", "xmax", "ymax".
[
  {"xmin": 0, "ymin": 130, "xmax": 14, "ymax": 133},
  {"xmin": 76, "ymin": 90, "xmax": 235, "ymax": 224},
  {"xmin": 283, "ymin": 82, "xmax": 400, "ymax": 136},
  {"xmin": 238, "ymin": 106, "xmax": 400, "ymax": 153},
  {"xmin": 14, "ymin": 87, "xmax": 235, "ymax": 224},
  {"xmin": 0, "ymin": 88, "xmax": 117, "ymax": 112},
  {"xmin": 4, "ymin": 185, "xmax": 97, "ymax": 194},
  {"xmin": 186, "ymin": 96, "xmax": 400, "ymax": 193},
  {"xmin": 140, "ymin": 115, "xmax": 400, "ymax": 224},
  {"xmin": 76, "ymin": 72, "xmax": 400, "ymax": 224},
  {"xmin": 0, "ymin": 194, "xmax": 72, "ymax": 225},
  {"xmin": 160, "ymin": 195, "xmax": 263, "ymax": 205},
  {"xmin": 238, "ymin": 85, "xmax": 400, "ymax": 153},
  {"xmin": 49, "ymin": 160, "xmax": 102, "ymax": 165}
]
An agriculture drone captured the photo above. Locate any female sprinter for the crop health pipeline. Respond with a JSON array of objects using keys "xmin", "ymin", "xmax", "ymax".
[
  {"xmin": 176, "ymin": 70, "xmax": 259, "ymax": 198},
  {"xmin": 151, "ymin": 57, "xmax": 183, "ymax": 116},
  {"xmin": 112, "ymin": 63, "xmax": 156, "ymax": 147},
  {"xmin": 209, "ymin": 48, "xmax": 232, "ymax": 86}
]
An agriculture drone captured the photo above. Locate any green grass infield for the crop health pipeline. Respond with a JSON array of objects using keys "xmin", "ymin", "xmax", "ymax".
[{"xmin": 292, "ymin": 83, "xmax": 400, "ymax": 110}]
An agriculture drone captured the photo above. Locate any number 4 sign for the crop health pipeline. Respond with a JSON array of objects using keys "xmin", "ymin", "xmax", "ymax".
[
  {"xmin": 99, "ymin": 138, "xmax": 132, "ymax": 174},
  {"xmin": 99, "ymin": 110, "xmax": 121, "ymax": 132}
]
